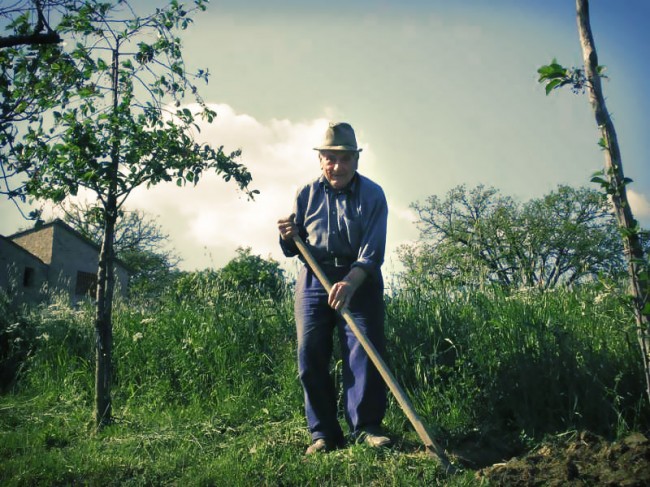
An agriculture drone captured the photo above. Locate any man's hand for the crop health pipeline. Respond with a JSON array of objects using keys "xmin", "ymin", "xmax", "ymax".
[
  {"xmin": 328, "ymin": 267, "xmax": 367, "ymax": 311},
  {"xmin": 278, "ymin": 213, "xmax": 298, "ymax": 241}
]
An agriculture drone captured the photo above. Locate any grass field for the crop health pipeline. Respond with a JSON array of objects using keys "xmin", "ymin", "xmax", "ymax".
[{"xmin": 1, "ymin": 275, "xmax": 647, "ymax": 485}]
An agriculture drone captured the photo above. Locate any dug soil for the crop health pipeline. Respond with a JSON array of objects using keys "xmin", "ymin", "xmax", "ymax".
[{"xmin": 471, "ymin": 431, "xmax": 650, "ymax": 486}]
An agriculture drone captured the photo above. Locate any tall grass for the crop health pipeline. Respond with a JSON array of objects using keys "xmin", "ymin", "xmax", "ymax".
[
  {"xmin": 112, "ymin": 274, "xmax": 301, "ymax": 425},
  {"xmin": 0, "ymin": 275, "xmax": 647, "ymax": 485},
  {"xmin": 385, "ymin": 280, "xmax": 644, "ymax": 439}
]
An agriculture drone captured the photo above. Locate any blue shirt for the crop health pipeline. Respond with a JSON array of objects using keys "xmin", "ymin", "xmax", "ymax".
[{"xmin": 280, "ymin": 173, "xmax": 388, "ymax": 282}]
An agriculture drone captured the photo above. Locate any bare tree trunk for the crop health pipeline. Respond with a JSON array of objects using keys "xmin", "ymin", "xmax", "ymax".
[
  {"xmin": 576, "ymin": 0, "xmax": 650, "ymax": 403},
  {"xmin": 94, "ymin": 45, "xmax": 121, "ymax": 428},
  {"xmin": 94, "ymin": 207, "xmax": 116, "ymax": 427}
]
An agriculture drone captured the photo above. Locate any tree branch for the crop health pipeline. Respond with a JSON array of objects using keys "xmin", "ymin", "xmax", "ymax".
[{"xmin": 0, "ymin": 31, "xmax": 61, "ymax": 48}]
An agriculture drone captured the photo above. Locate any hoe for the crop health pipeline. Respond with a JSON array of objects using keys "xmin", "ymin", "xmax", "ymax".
[{"xmin": 294, "ymin": 235, "xmax": 456, "ymax": 474}]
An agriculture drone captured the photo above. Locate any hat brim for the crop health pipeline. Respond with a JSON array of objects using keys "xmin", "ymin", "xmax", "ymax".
[{"xmin": 313, "ymin": 146, "xmax": 362, "ymax": 152}]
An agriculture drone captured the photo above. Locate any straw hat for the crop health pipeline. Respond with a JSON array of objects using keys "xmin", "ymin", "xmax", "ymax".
[{"xmin": 313, "ymin": 122, "xmax": 363, "ymax": 152}]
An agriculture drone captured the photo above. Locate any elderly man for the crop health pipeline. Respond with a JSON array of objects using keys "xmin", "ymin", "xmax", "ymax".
[{"xmin": 277, "ymin": 122, "xmax": 390, "ymax": 454}]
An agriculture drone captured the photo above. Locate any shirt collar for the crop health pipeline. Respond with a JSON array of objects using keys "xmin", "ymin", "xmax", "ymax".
[{"xmin": 319, "ymin": 172, "xmax": 359, "ymax": 194}]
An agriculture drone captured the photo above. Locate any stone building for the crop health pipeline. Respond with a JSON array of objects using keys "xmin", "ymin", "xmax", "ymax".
[{"xmin": 0, "ymin": 219, "xmax": 128, "ymax": 306}]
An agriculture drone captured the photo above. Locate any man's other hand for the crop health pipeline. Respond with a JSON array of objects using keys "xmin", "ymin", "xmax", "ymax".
[{"xmin": 278, "ymin": 213, "xmax": 298, "ymax": 241}]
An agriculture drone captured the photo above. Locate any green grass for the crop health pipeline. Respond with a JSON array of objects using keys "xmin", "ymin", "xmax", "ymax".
[
  {"xmin": 0, "ymin": 277, "xmax": 647, "ymax": 485},
  {"xmin": 0, "ymin": 393, "xmax": 476, "ymax": 486}
]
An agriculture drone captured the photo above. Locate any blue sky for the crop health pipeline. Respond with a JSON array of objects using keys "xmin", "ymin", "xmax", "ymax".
[{"xmin": 1, "ymin": 0, "xmax": 648, "ymax": 274}]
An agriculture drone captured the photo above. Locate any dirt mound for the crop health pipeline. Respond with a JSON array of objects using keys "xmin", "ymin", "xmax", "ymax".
[{"xmin": 476, "ymin": 431, "xmax": 650, "ymax": 486}]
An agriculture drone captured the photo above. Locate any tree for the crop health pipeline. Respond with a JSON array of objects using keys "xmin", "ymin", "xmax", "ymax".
[
  {"xmin": 61, "ymin": 201, "xmax": 180, "ymax": 298},
  {"xmin": 217, "ymin": 247, "xmax": 286, "ymax": 301},
  {"xmin": 405, "ymin": 184, "xmax": 624, "ymax": 290},
  {"xmin": 2, "ymin": 0, "xmax": 255, "ymax": 427},
  {"xmin": 537, "ymin": 0, "xmax": 650, "ymax": 405},
  {"xmin": 520, "ymin": 186, "xmax": 625, "ymax": 288},
  {"xmin": 407, "ymin": 185, "xmax": 520, "ymax": 288}
]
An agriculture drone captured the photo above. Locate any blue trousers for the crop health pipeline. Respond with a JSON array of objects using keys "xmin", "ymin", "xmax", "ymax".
[{"xmin": 295, "ymin": 265, "xmax": 387, "ymax": 443}]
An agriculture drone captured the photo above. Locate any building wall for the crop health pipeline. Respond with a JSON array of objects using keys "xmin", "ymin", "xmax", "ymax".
[
  {"xmin": 0, "ymin": 238, "xmax": 48, "ymax": 305},
  {"xmin": 49, "ymin": 224, "xmax": 128, "ymax": 303},
  {"xmin": 3, "ymin": 221, "xmax": 129, "ymax": 306}
]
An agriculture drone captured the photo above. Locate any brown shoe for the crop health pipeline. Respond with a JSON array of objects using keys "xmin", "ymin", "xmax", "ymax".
[
  {"xmin": 356, "ymin": 426, "xmax": 392, "ymax": 448},
  {"xmin": 305, "ymin": 438, "xmax": 337, "ymax": 455}
]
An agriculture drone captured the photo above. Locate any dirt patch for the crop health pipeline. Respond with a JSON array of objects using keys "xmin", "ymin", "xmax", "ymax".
[{"xmin": 475, "ymin": 431, "xmax": 650, "ymax": 486}]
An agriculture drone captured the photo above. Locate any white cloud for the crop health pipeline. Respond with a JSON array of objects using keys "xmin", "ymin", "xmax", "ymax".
[
  {"xmin": 122, "ymin": 104, "xmax": 415, "ymax": 272},
  {"xmin": 628, "ymin": 189, "xmax": 650, "ymax": 218},
  {"xmin": 126, "ymin": 105, "xmax": 330, "ymax": 270},
  {"xmin": 389, "ymin": 201, "xmax": 418, "ymax": 226}
]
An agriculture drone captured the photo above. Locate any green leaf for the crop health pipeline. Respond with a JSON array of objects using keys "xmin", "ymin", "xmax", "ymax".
[
  {"xmin": 537, "ymin": 59, "xmax": 567, "ymax": 79},
  {"xmin": 590, "ymin": 176, "xmax": 608, "ymax": 186},
  {"xmin": 545, "ymin": 79, "xmax": 562, "ymax": 95},
  {"xmin": 619, "ymin": 225, "xmax": 640, "ymax": 238},
  {"xmin": 78, "ymin": 86, "xmax": 96, "ymax": 98}
]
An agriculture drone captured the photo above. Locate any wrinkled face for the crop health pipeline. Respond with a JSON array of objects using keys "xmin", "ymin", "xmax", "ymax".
[{"xmin": 319, "ymin": 150, "xmax": 359, "ymax": 190}]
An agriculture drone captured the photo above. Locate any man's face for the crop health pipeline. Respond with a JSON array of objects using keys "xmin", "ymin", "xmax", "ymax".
[{"xmin": 319, "ymin": 150, "xmax": 359, "ymax": 190}]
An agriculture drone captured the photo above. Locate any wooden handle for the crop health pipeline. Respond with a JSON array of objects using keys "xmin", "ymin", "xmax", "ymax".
[{"xmin": 292, "ymin": 235, "xmax": 455, "ymax": 472}]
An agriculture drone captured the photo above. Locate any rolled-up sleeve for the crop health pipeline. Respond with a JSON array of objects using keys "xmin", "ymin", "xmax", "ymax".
[{"xmin": 279, "ymin": 187, "xmax": 307, "ymax": 258}]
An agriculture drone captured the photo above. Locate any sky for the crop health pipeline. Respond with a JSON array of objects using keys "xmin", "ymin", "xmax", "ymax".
[{"xmin": 1, "ymin": 0, "xmax": 649, "ymax": 277}]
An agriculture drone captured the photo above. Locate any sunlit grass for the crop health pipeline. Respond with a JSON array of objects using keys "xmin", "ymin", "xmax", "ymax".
[{"xmin": 0, "ymin": 277, "xmax": 646, "ymax": 485}]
